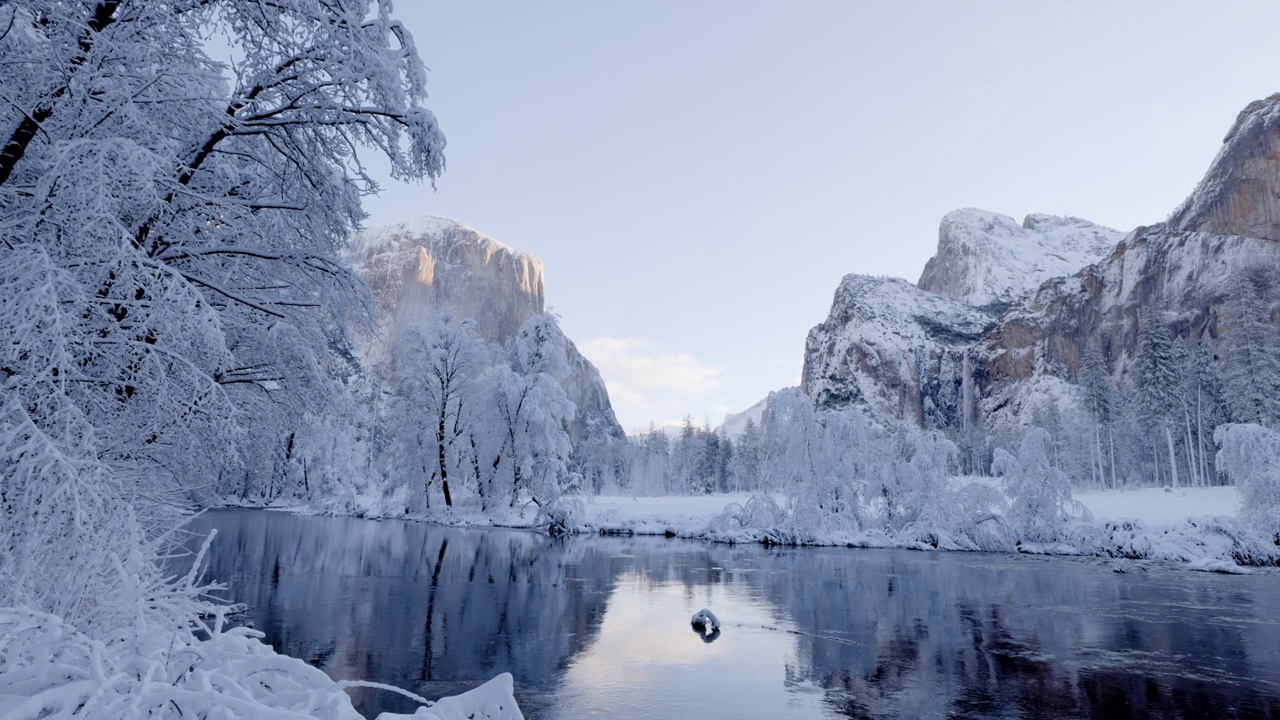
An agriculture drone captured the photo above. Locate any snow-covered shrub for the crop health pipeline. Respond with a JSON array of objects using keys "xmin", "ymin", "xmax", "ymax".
[
  {"xmin": 0, "ymin": 606, "xmax": 524, "ymax": 720},
  {"xmin": 994, "ymin": 428, "xmax": 1090, "ymax": 542},
  {"xmin": 868, "ymin": 430, "xmax": 956, "ymax": 534},
  {"xmin": 1215, "ymin": 423, "xmax": 1280, "ymax": 537},
  {"xmin": 714, "ymin": 495, "xmax": 789, "ymax": 533},
  {"xmin": 536, "ymin": 496, "xmax": 585, "ymax": 536}
]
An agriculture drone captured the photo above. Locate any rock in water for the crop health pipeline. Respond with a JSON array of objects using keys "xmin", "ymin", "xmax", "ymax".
[{"xmin": 690, "ymin": 608, "xmax": 720, "ymax": 630}]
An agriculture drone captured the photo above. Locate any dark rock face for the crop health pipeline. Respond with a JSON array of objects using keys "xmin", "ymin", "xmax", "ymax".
[{"xmin": 352, "ymin": 216, "xmax": 624, "ymax": 442}]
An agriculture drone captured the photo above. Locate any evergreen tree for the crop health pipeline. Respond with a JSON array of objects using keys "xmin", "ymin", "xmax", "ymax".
[
  {"xmin": 1222, "ymin": 267, "xmax": 1280, "ymax": 427},
  {"xmin": 731, "ymin": 417, "xmax": 764, "ymax": 491},
  {"xmin": 1135, "ymin": 299, "xmax": 1181, "ymax": 487},
  {"xmin": 1079, "ymin": 337, "xmax": 1118, "ymax": 488},
  {"xmin": 1183, "ymin": 340, "xmax": 1229, "ymax": 484}
]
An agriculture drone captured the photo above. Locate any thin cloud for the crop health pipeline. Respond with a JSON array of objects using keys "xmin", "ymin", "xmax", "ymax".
[{"xmin": 578, "ymin": 336, "xmax": 725, "ymax": 432}]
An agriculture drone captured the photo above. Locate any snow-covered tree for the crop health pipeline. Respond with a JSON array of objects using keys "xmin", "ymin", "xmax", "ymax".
[
  {"xmin": 392, "ymin": 310, "xmax": 488, "ymax": 509},
  {"xmin": 870, "ymin": 429, "xmax": 956, "ymax": 534},
  {"xmin": 1079, "ymin": 337, "xmax": 1118, "ymax": 488},
  {"xmin": 484, "ymin": 313, "xmax": 576, "ymax": 512},
  {"xmin": 1221, "ymin": 267, "xmax": 1280, "ymax": 427},
  {"xmin": 1134, "ymin": 300, "xmax": 1182, "ymax": 487},
  {"xmin": 1214, "ymin": 423, "xmax": 1280, "ymax": 538},
  {"xmin": 1176, "ymin": 339, "xmax": 1229, "ymax": 487},
  {"xmin": 0, "ymin": 0, "xmax": 445, "ymax": 632},
  {"xmin": 993, "ymin": 427, "xmax": 1087, "ymax": 542},
  {"xmin": 729, "ymin": 417, "xmax": 765, "ymax": 492}
]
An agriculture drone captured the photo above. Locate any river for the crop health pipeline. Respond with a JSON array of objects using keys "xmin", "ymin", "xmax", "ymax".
[{"xmin": 185, "ymin": 510, "xmax": 1280, "ymax": 719}]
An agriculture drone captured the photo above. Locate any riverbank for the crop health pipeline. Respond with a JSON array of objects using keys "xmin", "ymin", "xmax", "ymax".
[
  {"xmin": 577, "ymin": 486, "xmax": 1279, "ymax": 571},
  {"xmin": 288, "ymin": 484, "xmax": 1277, "ymax": 572},
  {"xmin": 577, "ymin": 486, "xmax": 1243, "ymax": 536}
]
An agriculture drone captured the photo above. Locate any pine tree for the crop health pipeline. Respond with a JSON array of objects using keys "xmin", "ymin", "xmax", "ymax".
[
  {"xmin": 730, "ymin": 417, "xmax": 764, "ymax": 491},
  {"xmin": 1222, "ymin": 267, "xmax": 1280, "ymax": 427},
  {"xmin": 1080, "ymin": 337, "xmax": 1118, "ymax": 488},
  {"xmin": 1135, "ymin": 300, "xmax": 1181, "ymax": 487},
  {"xmin": 1174, "ymin": 338, "xmax": 1228, "ymax": 486}
]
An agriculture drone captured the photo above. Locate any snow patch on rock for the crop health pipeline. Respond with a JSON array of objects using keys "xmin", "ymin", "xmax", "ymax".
[
  {"xmin": 719, "ymin": 395, "xmax": 771, "ymax": 438},
  {"xmin": 918, "ymin": 208, "xmax": 1125, "ymax": 309}
]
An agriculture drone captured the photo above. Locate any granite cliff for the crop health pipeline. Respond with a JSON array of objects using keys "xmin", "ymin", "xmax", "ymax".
[
  {"xmin": 918, "ymin": 209, "xmax": 1123, "ymax": 310},
  {"xmin": 804, "ymin": 93, "xmax": 1280, "ymax": 431},
  {"xmin": 351, "ymin": 216, "xmax": 624, "ymax": 442}
]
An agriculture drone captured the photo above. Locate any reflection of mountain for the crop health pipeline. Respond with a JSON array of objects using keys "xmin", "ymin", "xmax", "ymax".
[{"xmin": 190, "ymin": 512, "xmax": 1280, "ymax": 719}]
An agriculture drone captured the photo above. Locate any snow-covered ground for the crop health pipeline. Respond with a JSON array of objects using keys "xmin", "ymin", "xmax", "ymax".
[
  {"xmin": 1076, "ymin": 486, "xmax": 1239, "ymax": 524},
  {"xmin": 302, "ymin": 484, "xmax": 1272, "ymax": 573},
  {"xmin": 580, "ymin": 486, "xmax": 1244, "ymax": 537},
  {"xmin": 580, "ymin": 493, "xmax": 765, "ymax": 535},
  {"xmin": 560, "ymin": 486, "xmax": 1276, "ymax": 572}
]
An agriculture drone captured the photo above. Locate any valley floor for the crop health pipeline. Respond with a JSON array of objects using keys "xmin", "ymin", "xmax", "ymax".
[
  {"xmin": 1075, "ymin": 485, "xmax": 1239, "ymax": 524},
  {"xmin": 578, "ymin": 485, "xmax": 1242, "ymax": 538}
]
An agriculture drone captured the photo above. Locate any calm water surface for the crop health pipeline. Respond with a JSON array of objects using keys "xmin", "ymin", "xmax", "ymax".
[{"xmin": 186, "ymin": 510, "xmax": 1280, "ymax": 719}]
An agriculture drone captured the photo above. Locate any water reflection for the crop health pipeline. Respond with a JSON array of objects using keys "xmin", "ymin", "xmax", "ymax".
[{"xmin": 187, "ymin": 511, "xmax": 1280, "ymax": 719}]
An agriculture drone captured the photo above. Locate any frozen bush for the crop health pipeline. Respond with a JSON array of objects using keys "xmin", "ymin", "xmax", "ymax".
[
  {"xmin": 1215, "ymin": 423, "xmax": 1280, "ymax": 537},
  {"xmin": 994, "ymin": 428, "xmax": 1090, "ymax": 542}
]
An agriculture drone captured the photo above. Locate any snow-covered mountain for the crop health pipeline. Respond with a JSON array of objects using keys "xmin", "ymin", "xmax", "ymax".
[
  {"xmin": 351, "ymin": 216, "xmax": 546, "ymax": 348},
  {"xmin": 351, "ymin": 216, "xmax": 624, "ymax": 441},
  {"xmin": 718, "ymin": 395, "xmax": 770, "ymax": 438},
  {"xmin": 917, "ymin": 209, "xmax": 1124, "ymax": 309},
  {"xmin": 801, "ymin": 276, "xmax": 994, "ymax": 426},
  {"xmin": 803, "ymin": 93, "xmax": 1280, "ymax": 431},
  {"xmin": 977, "ymin": 93, "xmax": 1280, "ymax": 425}
]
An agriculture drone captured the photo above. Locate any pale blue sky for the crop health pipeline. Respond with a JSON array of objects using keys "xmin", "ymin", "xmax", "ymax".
[{"xmin": 362, "ymin": 1, "xmax": 1280, "ymax": 432}]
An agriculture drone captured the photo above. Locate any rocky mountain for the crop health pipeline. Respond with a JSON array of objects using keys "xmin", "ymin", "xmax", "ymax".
[
  {"xmin": 978, "ymin": 93, "xmax": 1280, "ymax": 425},
  {"xmin": 917, "ymin": 209, "xmax": 1124, "ymax": 309},
  {"xmin": 352, "ymin": 217, "xmax": 545, "ymax": 347},
  {"xmin": 802, "ymin": 275, "xmax": 994, "ymax": 427},
  {"xmin": 350, "ymin": 216, "xmax": 624, "ymax": 441},
  {"xmin": 804, "ymin": 93, "xmax": 1280, "ymax": 431},
  {"xmin": 718, "ymin": 395, "xmax": 770, "ymax": 438}
]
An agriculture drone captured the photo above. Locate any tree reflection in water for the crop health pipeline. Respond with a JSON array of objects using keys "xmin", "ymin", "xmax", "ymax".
[{"xmin": 188, "ymin": 511, "xmax": 1280, "ymax": 719}]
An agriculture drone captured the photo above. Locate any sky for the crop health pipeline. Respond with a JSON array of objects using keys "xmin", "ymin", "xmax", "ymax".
[{"xmin": 359, "ymin": 1, "xmax": 1280, "ymax": 434}]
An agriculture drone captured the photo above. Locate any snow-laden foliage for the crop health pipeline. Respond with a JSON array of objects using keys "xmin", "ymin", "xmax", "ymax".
[
  {"xmin": 0, "ymin": 605, "xmax": 524, "ymax": 720},
  {"xmin": 0, "ymin": 606, "xmax": 364, "ymax": 720},
  {"xmin": 1222, "ymin": 268, "xmax": 1280, "ymax": 427},
  {"xmin": 1, "ymin": 0, "xmax": 445, "ymax": 629},
  {"xmin": 0, "ymin": 1, "xmax": 524, "ymax": 714},
  {"xmin": 368, "ymin": 307, "xmax": 578, "ymax": 526},
  {"xmin": 993, "ymin": 428, "xmax": 1091, "ymax": 543},
  {"xmin": 1215, "ymin": 423, "xmax": 1280, "ymax": 537},
  {"xmin": 701, "ymin": 391, "xmax": 1010, "ymax": 550}
]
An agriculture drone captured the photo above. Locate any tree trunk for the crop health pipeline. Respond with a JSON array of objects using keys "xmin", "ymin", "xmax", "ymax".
[
  {"xmin": 1182, "ymin": 406, "xmax": 1197, "ymax": 487},
  {"xmin": 1093, "ymin": 428, "xmax": 1104, "ymax": 489},
  {"xmin": 437, "ymin": 415, "xmax": 452, "ymax": 507},
  {"xmin": 0, "ymin": 2, "xmax": 122, "ymax": 187},
  {"xmin": 1164, "ymin": 425, "xmax": 1179, "ymax": 489},
  {"xmin": 1107, "ymin": 428, "xmax": 1117, "ymax": 490}
]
